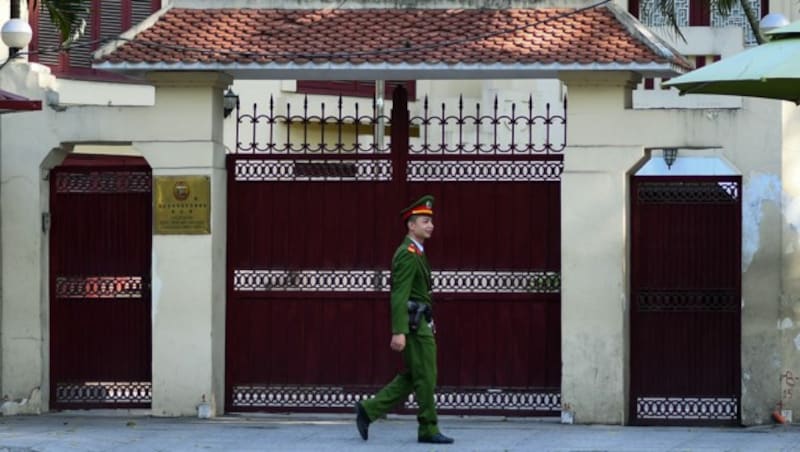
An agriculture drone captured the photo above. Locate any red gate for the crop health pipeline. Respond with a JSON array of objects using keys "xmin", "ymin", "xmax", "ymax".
[
  {"xmin": 630, "ymin": 175, "xmax": 742, "ymax": 425},
  {"xmin": 226, "ymin": 87, "xmax": 563, "ymax": 415},
  {"xmin": 49, "ymin": 154, "xmax": 152, "ymax": 409}
]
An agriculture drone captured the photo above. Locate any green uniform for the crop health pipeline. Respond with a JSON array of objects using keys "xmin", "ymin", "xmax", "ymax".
[{"xmin": 361, "ymin": 235, "xmax": 439, "ymax": 438}]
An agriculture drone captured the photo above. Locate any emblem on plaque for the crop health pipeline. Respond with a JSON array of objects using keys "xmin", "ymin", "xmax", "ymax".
[
  {"xmin": 154, "ymin": 176, "xmax": 210, "ymax": 234},
  {"xmin": 172, "ymin": 181, "xmax": 190, "ymax": 201}
]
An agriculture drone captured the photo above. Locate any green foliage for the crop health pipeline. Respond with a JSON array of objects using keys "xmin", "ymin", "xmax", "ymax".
[{"xmin": 32, "ymin": 0, "xmax": 90, "ymax": 45}]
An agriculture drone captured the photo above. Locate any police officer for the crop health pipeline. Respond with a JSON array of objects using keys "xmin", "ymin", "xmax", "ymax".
[{"xmin": 355, "ymin": 195, "xmax": 454, "ymax": 444}]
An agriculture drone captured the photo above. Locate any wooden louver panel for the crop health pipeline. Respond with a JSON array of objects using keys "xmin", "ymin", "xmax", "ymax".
[{"xmin": 36, "ymin": 4, "xmax": 61, "ymax": 66}]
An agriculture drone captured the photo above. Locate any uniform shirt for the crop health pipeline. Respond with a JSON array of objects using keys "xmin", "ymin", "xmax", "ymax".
[{"xmin": 390, "ymin": 235, "xmax": 433, "ymax": 336}]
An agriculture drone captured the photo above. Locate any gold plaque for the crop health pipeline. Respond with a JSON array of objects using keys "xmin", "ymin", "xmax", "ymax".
[{"xmin": 154, "ymin": 176, "xmax": 210, "ymax": 234}]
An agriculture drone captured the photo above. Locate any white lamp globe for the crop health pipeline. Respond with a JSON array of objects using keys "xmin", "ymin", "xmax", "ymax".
[{"xmin": 1, "ymin": 18, "xmax": 33, "ymax": 49}]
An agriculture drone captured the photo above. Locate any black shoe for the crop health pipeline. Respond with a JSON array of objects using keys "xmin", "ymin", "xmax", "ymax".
[
  {"xmin": 354, "ymin": 402, "xmax": 370, "ymax": 441},
  {"xmin": 418, "ymin": 432, "xmax": 454, "ymax": 444}
]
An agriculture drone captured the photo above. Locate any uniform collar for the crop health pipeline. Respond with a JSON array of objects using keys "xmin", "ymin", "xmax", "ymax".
[{"xmin": 408, "ymin": 236, "xmax": 424, "ymax": 253}]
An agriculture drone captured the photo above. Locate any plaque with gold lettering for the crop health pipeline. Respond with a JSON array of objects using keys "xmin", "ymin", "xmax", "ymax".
[{"xmin": 154, "ymin": 176, "xmax": 210, "ymax": 234}]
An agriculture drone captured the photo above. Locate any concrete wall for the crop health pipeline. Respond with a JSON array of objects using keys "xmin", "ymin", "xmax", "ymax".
[
  {"xmin": 560, "ymin": 71, "xmax": 784, "ymax": 424},
  {"xmin": 776, "ymin": 103, "xmax": 800, "ymax": 422},
  {"xmin": 1, "ymin": 62, "xmax": 63, "ymax": 413},
  {"xmin": 0, "ymin": 64, "xmax": 228, "ymax": 416}
]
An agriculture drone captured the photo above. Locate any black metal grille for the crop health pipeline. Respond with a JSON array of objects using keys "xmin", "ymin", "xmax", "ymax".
[
  {"xmin": 233, "ymin": 94, "xmax": 566, "ymax": 156},
  {"xmin": 55, "ymin": 171, "xmax": 151, "ymax": 194},
  {"xmin": 231, "ymin": 385, "xmax": 560, "ymax": 412},
  {"xmin": 234, "ymin": 159, "xmax": 392, "ymax": 182},
  {"xmin": 637, "ymin": 290, "xmax": 738, "ymax": 312},
  {"xmin": 55, "ymin": 382, "xmax": 152, "ymax": 404},
  {"xmin": 407, "ymin": 159, "xmax": 563, "ymax": 182},
  {"xmin": 636, "ymin": 397, "xmax": 738, "ymax": 420},
  {"xmin": 409, "ymin": 95, "xmax": 566, "ymax": 155},
  {"xmin": 637, "ymin": 181, "xmax": 739, "ymax": 203},
  {"xmin": 235, "ymin": 95, "xmax": 391, "ymax": 154},
  {"xmin": 233, "ymin": 269, "xmax": 560, "ymax": 293},
  {"xmin": 55, "ymin": 276, "xmax": 144, "ymax": 299}
]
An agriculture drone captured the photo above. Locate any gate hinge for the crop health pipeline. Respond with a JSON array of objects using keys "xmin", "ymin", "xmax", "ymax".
[{"xmin": 41, "ymin": 212, "xmax": 50, "ymax": 233}]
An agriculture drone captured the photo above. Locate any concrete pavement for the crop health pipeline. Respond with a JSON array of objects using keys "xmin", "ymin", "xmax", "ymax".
[{"xmin": 0, "ymin": 413, "xmax": 799, "ymax": 451}]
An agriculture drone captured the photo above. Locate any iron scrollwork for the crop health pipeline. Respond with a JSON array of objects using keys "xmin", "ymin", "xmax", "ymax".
[
  {"xmin": 637, "ymin": 181, "xmax": 739, "ymax": 204},
  {"xmin": 233, "ymin": 94, "xmax": 566, "ymax": 157},
  {"xmin": 233, "ymin": 269, "xmax": 560, "ymax": 294}
]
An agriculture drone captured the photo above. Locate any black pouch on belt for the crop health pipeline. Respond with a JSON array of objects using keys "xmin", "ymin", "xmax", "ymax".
[{"xmin": 407, "ymin": 300, "xmax": 431, "ymax": 331}]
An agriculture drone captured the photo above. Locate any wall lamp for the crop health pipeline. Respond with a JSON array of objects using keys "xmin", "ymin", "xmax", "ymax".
[
  {"xmin": 223, "ymin": 87, "xmax": 239, "ymax": 119},
  {"xmin": 663, "ymin": 148, "xmax": 678, "ymax": 169}
]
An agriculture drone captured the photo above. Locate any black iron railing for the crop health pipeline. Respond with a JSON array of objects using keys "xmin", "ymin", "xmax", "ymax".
[
  {"xmin": 409, "ymin": 95, "xmax": 566, "ymax": 155},
  {"xmin": 233, "ymin": 93, "xmax": 566, "ymax": 155}
]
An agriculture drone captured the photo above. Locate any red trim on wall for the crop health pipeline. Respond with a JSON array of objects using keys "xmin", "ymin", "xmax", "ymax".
[{"xmin": 0, "ymin": 90, "xmax": 42, "ymax": 112}]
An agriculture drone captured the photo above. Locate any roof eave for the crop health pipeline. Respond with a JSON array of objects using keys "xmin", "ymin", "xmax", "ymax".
[
  {"xmin": 92, "ymin": 61, "xmax": 685, "ymax": 80},
  {"xmin": 93, "ymin": 5, "xmax": 174, "ymax": 61},
  {"xmin": 603, "ymin": 3, "xmax": 692, "ymax": 71}
]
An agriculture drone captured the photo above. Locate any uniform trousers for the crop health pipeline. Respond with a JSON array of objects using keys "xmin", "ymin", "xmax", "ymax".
[{"xmin": 361, "ymin": 328, "xmax": 439, "ymax": 438}]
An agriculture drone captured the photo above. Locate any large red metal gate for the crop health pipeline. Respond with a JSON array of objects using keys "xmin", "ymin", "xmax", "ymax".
[
  {"xmin": 630, "ymin": 175, "xmax": 742, "ymax": 425},
  {"xmin": 226, "ymin": 88, "xmax": 563, "ymax": 415},
  {"xmin": 49, "ymin": 154, "xmax": 152, "ymax": 409}
]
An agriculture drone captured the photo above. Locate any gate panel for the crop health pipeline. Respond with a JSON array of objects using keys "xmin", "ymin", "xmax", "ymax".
[
  {"xmin": 630, "ymin": 176, "xmax": 741, "ymax": 425},
  {"xmin": 226, "ymin": 90, "xmax": 564, "ymax": 415},
  {"xmin": 407, "ymin": 180, "xmax": 561, "ymax": 395},
  {"xmin": 49, "ymin": 155, "xmax": 152, "ymax": 409}
]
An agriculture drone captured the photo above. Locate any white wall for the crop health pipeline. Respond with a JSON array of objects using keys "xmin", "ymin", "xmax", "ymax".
[
  {"xmin": 0, "ymin": 64, "xmax": 229, "ymax": 415},
  {"xmin": 560, "ymin": 71, "xmax": 784, "ymax": 424}
]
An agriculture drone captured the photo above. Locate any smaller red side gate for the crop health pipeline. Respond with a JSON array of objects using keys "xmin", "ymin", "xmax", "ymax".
[
  {"xmin": 49, "ymin": 154, "xmax": 152, "ymax": 409},
  {"xmin": 630, "ymin": 175, "xmax": 742, "ymax": 426}
]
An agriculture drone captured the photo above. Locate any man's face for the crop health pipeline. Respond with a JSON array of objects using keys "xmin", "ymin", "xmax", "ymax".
[{"xmin": 408, "ymin": 215, "xmax": 434, "ymax": 241}]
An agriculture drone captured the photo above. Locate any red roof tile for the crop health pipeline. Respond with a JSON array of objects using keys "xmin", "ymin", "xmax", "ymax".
[{"xmin": 95, "ymin": 5, "xmax": 691, "ymax": 74}]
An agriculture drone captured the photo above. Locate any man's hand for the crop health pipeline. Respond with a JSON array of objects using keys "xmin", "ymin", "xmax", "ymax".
[{"xmin": 390, "ymin": 334, "xmax": 406, "ymax": 352}]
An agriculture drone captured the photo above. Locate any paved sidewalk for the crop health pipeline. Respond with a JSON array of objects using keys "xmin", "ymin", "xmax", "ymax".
[{"xmin": 0, "ymin": 413, "xmax": 799, "ymax": 451}]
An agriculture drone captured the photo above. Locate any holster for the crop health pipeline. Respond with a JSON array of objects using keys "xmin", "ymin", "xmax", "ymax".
[{"xmin": 407, "ymin": 300, "xmax": 432, "ymax": 332}]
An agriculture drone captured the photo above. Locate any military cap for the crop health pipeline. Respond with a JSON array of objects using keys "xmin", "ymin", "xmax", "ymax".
[{"xmin": 400, "ymin": 194, "xmax": 434, "ymax": 220}]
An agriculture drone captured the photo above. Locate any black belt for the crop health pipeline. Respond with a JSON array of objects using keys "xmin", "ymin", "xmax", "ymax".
[{"xmin": 407, "ymin": 300, "xmax": 432, "ymax": 332}]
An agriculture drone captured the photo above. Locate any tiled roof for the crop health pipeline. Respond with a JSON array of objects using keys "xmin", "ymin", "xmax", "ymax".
[{"xmin": 94, "ymin": 5, "xmax": 691, "ymax": 76}]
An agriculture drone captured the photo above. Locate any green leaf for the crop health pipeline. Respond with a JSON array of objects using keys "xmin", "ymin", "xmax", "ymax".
[{"xmin": 32, "ymin": 0, "xmax": 90, "ymax": 45}]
